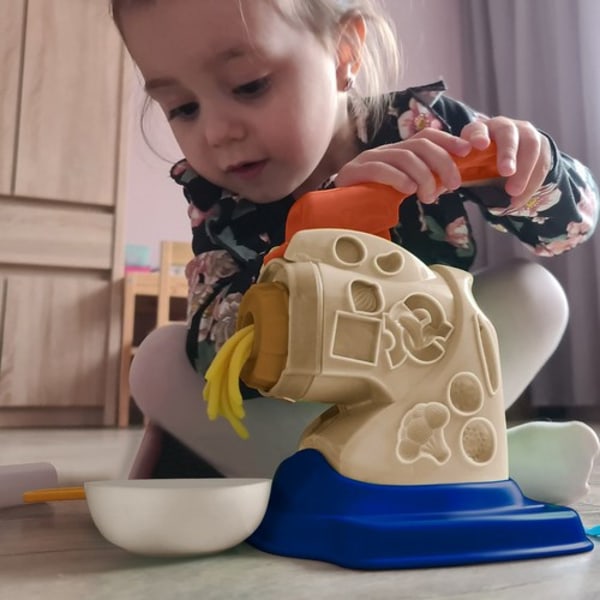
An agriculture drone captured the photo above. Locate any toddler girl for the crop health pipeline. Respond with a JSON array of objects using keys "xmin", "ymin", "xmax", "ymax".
[{"xmin": 112, "ymin": 0, "xmax": 599, "ymax": 503}]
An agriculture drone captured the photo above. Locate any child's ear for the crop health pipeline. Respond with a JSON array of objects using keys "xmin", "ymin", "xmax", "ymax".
[{"xmin": 336, "ymin": 14, "xmax": 366, "ymax": 89}]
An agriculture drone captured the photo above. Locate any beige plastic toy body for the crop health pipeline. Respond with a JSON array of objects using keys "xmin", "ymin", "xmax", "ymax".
[{"xmin": 239, "ymin": 228, "xmax": 508, "ymax": 486}]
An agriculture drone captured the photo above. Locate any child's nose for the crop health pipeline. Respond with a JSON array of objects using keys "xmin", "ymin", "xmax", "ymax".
[{"xmin": 202, "ymin": 106, "xmax": 246, "ymax": 147}]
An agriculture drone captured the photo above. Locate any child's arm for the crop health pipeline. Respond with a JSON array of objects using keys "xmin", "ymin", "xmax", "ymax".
[
  {"xmin": 335, "ymin": 93, "xmax": 598, "ymax": 257},
  {"xmin": 435, "ymin": 96, "xmax": 599, "ymax": 256},
  {"xmin": 465, "ymin": 139, "xmax": 598, "ymax": 257}
]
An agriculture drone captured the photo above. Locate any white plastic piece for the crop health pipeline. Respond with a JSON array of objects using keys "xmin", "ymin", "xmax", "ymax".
[
  {"xmin": 85, "ymin": 478, "xmax": 271, "ymax": 556},
  {"xmin": 0, "ymin": 463, "xmax": 58, "ymax": 508},
  {"xmin": 507, "ymin": 421, "xmax": 600, "ymax": 505}
]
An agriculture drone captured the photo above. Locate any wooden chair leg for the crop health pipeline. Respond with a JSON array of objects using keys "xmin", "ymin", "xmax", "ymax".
[{"xmin": 118, "ymin": 277, "xmax": 136, "ymax": 427}]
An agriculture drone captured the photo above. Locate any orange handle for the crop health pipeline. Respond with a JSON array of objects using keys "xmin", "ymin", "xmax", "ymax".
[{"xmin": 265, "ymin": 143, "xmax": 501, "ymax": 264}]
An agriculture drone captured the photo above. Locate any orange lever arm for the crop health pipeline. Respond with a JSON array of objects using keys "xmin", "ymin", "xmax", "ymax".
[{"xmin": 264, "ymin": 143, "xmax": 501, "ymax": 264}]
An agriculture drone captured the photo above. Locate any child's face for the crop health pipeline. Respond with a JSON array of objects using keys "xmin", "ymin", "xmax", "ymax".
[{"xmin": 121, "ymin": 0, "xmax": 353, "ymax": 203}]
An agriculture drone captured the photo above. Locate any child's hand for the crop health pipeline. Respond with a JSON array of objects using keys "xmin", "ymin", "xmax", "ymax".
[
  {"xmin": 336, "ymin": 129, "xmax": 472, "ymax": 204},
  {"xmin": 460, "ymin": 117, "xmax": 552, "ymax": 204}
]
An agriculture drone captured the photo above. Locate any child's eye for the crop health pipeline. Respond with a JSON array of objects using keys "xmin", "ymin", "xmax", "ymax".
[
  {"xmin": 233, "ymin": 76, "xmax": 271, "ymax": 98},
  {"xmin": 168, "ymin": 102, "xmax": 199, "ymax": 121}
]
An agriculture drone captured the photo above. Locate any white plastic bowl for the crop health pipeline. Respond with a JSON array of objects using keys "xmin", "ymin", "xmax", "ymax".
[{"xmin": 84, "ymin": 478, "xmax": 272, "ymax": 556}]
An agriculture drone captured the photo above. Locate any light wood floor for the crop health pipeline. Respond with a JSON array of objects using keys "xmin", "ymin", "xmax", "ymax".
[{"xmin": 1, "ymin": 426, "xmax": 600, "ymax": 600}]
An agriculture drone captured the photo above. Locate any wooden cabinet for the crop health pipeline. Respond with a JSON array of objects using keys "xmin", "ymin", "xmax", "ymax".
[
  {"xmin": 15, "ymin": 0, "xmax": 124, "ymax": 205},
  {"xmin": 0, "ymin": 0, "xmax": 25, "ymax": 195},
  {"xmin": 0, "ymin": 275, "xmax": 110, "ymax": 406},
  {"xmin": 0, "ymin": 0, "xmax": 130, "ymax": 426}
]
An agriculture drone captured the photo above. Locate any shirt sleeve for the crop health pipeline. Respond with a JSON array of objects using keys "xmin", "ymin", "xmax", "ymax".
[{"xmin": 431, "ymin": 96, "xmax": 600, "ymax": 257}]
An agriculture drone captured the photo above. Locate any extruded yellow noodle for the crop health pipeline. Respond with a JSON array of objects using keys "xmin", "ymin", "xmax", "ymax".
[
  {"xmin": 205, "ymin": 326, "xmax": 252, "ymax": 380},
  {"xmin": 227, "ymin": 331, "xmax": 254, "ymax": 420},
  {"xmin": 205, "ymin": 326, "xmax": 251, "ymax": 420},
  {"xmin": 219, "ymin": 394, "xmax": 250, "ymax": 440},
  {"xmin": 204, "ymin": 371, "xmax": 222, "ymax": 421},
  {"xmin": 203, "ymin": 325, "xmax": 255, "ymax": 439},
  {"xmin": 221, "ymin": 327, "xmax": 254, "ymax": 437}
]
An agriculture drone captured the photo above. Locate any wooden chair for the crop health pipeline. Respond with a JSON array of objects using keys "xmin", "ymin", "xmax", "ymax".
[
  {"xmin": 156, "ymin": 240, "xmax": 194, "ymax": 328},
  {"xmin": 118, "ymin": 240, "xmax": 193, "ymax": 427}
]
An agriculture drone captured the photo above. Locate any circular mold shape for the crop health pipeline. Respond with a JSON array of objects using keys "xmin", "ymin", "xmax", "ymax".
[
  {"xmin": 448, "ymin": 372, "xmax": 484, "ymax": 415},
  {"xmin": 460, "ymin": 418, "xmax": 496, "ymax": 465},
  {"xmin": 333, "ymin": 235, "xmax": 367, "ymax": 266}
]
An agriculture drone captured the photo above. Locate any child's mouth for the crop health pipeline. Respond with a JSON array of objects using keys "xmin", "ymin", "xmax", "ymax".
[{"xmin": 227, "ymin": 160, "xmax": 268, "ymax": 180}]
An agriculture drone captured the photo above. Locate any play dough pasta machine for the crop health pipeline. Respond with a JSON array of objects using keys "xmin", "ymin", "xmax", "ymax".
[{"xmin": 204, "ymin": 145, "xmax": 593, "ymax": 569}]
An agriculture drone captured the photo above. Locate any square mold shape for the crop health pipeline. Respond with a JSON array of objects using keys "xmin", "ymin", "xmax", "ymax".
[{"xmin": 331, "ymin": 312, "xmax": 382, "ymax": 364}]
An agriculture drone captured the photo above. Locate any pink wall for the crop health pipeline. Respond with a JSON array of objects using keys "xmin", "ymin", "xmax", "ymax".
[
  {"xmin": 384, "ymin": 0, "xmax": 464, "ymax": 92},
  {"xmin": 123, "ymin": 85, "xmax": 189, "ymax": 267},
  {"xmin": 123, "ymin": 0, "xmax": 465, "ymax": 266}
]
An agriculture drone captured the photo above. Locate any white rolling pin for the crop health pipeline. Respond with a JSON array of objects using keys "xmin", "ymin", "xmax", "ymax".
[{"xmin": 0, "ymin": 463, "xmax": 58, "ymax": 508}]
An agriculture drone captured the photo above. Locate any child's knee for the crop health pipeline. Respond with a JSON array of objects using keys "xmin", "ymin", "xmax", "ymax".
[
  {"xmin": 473, "ymin": 259, "xmax": 569, "ymax": 406},
  {"xmin": 510, "ymin": 259, "xmax": 568, "ymax": 338},
  {"xmin": 474, "ymin": 259, "xmax": 568, "ymax": 337},
  {"xmin": 129, "ymin": 324, "xmax": 194, "ymax": 415}
]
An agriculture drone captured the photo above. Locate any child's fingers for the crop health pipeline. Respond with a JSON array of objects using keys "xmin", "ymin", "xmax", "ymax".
[
  {"xmin": 505, "ymin": 129, "xmax": 551, "ymax": 199},
  {"xmin": 460, "ymin": 120, "xmax": 491, "ymax": 150},
  {"xmin": 463, "ymin": 116, "xmax": 552, "ymax": 204},
  {"xmin": 411, "ymin": 128, "xmax": 472, "ymax": 157},
  {"xmin": 338, "ymin": 138, "xmax": 464, "ymax": 203},
  {"xmin": 463, "ymin": 117, "xmax": 520, "ymax": 178},
  {"xmin": 508, "ymin": 147, "xmax": 551, "ymax": 206},
  {"xmin": 336, "ymin": 160, "xmax": 418, "ymax": 198},
  {"xmin": 397, "ymin": 138, "xmax": 465, "ymax": 193},
  {"xmin": 504, "ymin": 133, "xmax": 540, "ymax": 198},
  {"xmin": 472, "ymin": 117, "xmax": 551, "ymax": 200}
]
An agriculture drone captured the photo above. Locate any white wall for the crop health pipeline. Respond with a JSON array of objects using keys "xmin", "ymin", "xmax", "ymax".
[{"xmin": 123, "ymin": 0, "xmax": 466, "ymax": 267}]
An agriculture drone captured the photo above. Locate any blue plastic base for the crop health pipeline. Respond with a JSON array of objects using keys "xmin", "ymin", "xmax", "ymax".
[{"xmin": 248, "ymin": 449, "xmax": 593, "ymax": 569}]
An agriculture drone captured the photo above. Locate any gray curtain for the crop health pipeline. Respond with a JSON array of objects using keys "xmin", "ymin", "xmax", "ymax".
[{"xmin": 459, "ymin": 0, "xmax": 600, "ymax": 409}]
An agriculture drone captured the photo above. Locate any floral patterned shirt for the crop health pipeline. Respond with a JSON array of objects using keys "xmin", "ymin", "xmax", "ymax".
[{"xmin": 169, "ymin": 81, "xmax": 599, "ymax": 376}]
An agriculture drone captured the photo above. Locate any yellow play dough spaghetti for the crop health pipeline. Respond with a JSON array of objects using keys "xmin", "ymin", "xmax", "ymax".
[{"xmin": 203, "ymin": 325, "xmax": 255, "ymax": 439}]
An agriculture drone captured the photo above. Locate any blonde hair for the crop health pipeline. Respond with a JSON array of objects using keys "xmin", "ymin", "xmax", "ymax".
[
  {"xmin": 110, "ymin": 0, "xmax": 401, "ymax": 140},
  {"xmin": 271, "ymin": 0, "xmax": 401, "ymax": 132}
]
